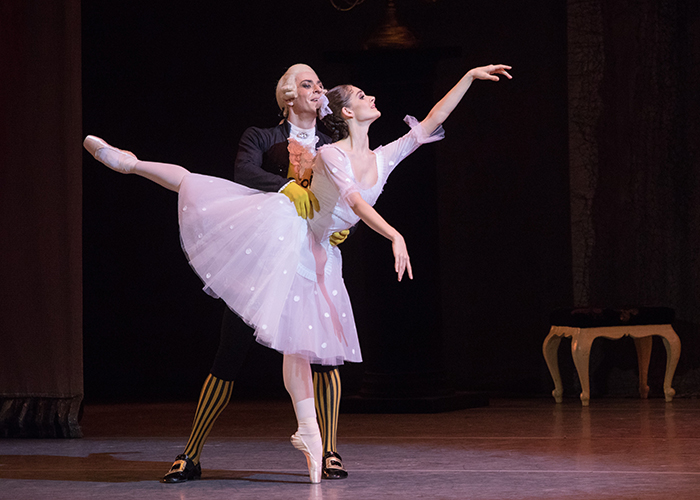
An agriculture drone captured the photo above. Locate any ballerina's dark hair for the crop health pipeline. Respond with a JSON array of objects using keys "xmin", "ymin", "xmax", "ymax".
[{"xmin": 320, "ymin": 85, "xmax": 354, "ymax": 142}]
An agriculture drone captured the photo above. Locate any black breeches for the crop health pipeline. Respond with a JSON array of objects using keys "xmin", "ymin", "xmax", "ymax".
[
  {"xmin": 209, "ymin": 307, "xmax": 256, "ymax": 381},
  {"xmin": 210, "ymin": 306, "xmax": 339, "ymax": 381}
]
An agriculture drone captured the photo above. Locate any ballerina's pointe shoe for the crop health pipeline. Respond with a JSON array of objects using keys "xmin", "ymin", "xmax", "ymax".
[
  {"xmin": 290, "ymin": 431, "xmax": 322, "ymax": 484},
  {"xmin": 83, "ymin": 135, "xmax": 139, "ymax": 173}
]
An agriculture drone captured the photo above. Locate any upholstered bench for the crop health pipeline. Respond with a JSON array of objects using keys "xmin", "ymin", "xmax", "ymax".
[{"xmin": 543, "ymin": 307, "xmax": 681, "ymax": 406}]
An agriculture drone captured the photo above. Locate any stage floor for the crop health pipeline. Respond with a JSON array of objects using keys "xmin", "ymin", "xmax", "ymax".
[{"xmin": 1, "ymin": 398, "xmax": 699, "ymax": 499}]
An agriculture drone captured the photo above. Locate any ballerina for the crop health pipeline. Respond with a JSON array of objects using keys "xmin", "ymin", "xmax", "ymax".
[
  {"xmin": 84, "ymin": 63, "xmax": 511, "ymax": 483},
  {"xmin": 158, "ymin": 64, "xmax": 350, "ymax": 484}
]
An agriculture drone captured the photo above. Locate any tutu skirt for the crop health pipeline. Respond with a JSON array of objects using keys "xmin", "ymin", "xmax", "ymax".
[{"xmin": 178, "ymin": 173, "xmax": 361, "ymax": 365}]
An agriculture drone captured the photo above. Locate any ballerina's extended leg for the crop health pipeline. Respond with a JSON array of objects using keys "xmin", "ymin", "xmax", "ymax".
[
  {"xmin": 83, "ymin": 135, "xmax": 189, "ymax": 192},
  {"xmin": 283, "ymin": 354, "xmax": 323, "ymax": 484}
]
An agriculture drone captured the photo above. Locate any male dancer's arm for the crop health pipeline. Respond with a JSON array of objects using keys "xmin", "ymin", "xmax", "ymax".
[
  {"xmin": 233, "ymin": 126, "xmax": 289, "ymax": 192},
  {"xmin": 235, "ymin": 125, "xmax": 319, "ymax": 218}
]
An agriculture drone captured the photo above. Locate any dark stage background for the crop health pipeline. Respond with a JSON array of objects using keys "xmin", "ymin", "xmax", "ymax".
[
  {"xmin": 80, "ymin": 0, "xmax": 570, "ymax": 402},
  {"xmin": 3, "ymin": 0, "xmax": 700, "ymax": 424}
]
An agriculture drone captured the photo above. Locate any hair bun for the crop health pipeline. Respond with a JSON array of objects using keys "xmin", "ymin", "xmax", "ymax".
[
  {"xmin": 321, "ymin": 85, "xmax": 354, "ymax": 141},
  {"xmin": 321, "ymin": 113, "xmax": 349, "ymax": 142}
]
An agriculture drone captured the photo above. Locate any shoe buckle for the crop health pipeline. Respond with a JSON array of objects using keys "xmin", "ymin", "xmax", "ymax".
[{"xmin": 170, "ymin": 460, "xmax": 187, "ymax": 473}]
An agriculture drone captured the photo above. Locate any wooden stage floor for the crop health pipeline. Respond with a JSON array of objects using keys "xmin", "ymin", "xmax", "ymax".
[{"xmin": 1, "ymin": 397, "xmax": 699, "ymax": 499}]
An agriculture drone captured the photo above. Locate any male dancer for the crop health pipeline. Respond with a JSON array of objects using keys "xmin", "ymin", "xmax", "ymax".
[{"xmin": 162, "ymin": 64, "xmax": 349, "ymax": 483}]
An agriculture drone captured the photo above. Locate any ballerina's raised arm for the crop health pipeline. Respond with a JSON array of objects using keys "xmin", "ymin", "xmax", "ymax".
[
  {"xmin": 420, "ymin": 64, "xmax": 512, "ymax": 135},
  {"xmin": 319, "ymin": 64, "xmax": 512, "ymax": 282}
]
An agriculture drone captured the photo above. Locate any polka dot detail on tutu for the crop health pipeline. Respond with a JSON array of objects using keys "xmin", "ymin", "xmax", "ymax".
[
  {"xmin": 245, "ymin": 248, "xmax": 252, "ymax": 255},
  {"xmin": 294, "ymin": 296, "xmax": 300, "ymax": 302},
  {"xmin": 324, "ymin": 313, "xmax": 330, "ymax": 318},
  {"xmin": 182, "ymin": 206, "xmax": 188, "ymax": 211},
  {"xmin": 206, "ymin": 273, "xmax": 211, "ymax": 279},
  {"xmin": 261, "ymin": 324, "xmax": 267, "ymax": 330},
  {"xmin": 279, "ymin": 236, "xmax": 284, "ymax": 241},
  {"xmin": 332, "ymin": 290, "xmax": 338, "ymax": 296},
  {"xmin": 250, "ymin": 286, "xmax": 255, "ymax": 291},
  {"xmin": 198, "ymin": 233, "xmax": 203, "ymax": 239},
  {"xmin": 389, "ymin": 161, "xmax": 395, "ymax": 166},
  {"xmin": 201, "ymin": 207, "xmax": 207, "ymax": 211},
  {"xmin": 309, "ymin": 325, "xmax": 313, "ymax": 330},
  {"xmin": 342, "ymin": 313, "xmax": 347, "ymax": 318},
  {"xmin": 321, "ymin": 342, "xmax": 327, "ymax": 348}
]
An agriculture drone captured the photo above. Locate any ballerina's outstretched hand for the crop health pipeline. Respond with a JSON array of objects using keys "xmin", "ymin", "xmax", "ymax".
[{"xmin": 468, "ymin": 64, "xmax": 513, "ymax": 81}]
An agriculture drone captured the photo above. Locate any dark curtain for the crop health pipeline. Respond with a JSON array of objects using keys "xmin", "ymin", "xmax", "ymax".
[
  {"xmin": 569, "ymin": 0, "xmax": 700, "ymax": 395},
  {"xmin": 0, "ymin": 0, "xmax": 83, "ymax": 437}
]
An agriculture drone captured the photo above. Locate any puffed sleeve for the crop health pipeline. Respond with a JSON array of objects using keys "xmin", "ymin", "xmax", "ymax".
[
  {"xmin": 378, "ymin": 115, "xmax": 445, "ymax": 175},
  {"xmin": 317, "ymin": 145, "xmax": 360, "ymax": 205}
]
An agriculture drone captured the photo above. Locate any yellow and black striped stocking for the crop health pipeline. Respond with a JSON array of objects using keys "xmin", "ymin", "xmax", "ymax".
[
  {"xmin": 183, "ymin": 374, "xmax": 233, "ymax": 465},
  {"xmin": 313, "ymin": 368, "xmax": 341, "ymax": 454}
]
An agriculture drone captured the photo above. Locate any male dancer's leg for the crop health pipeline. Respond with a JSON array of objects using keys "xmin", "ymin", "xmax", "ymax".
[
  {"xmin": 312, "ymin": 364, "xmax": 348, "ymax": 479},
  {"xmin": 162, "ymin": 307, "xmax": 255, "ymax": 483}
]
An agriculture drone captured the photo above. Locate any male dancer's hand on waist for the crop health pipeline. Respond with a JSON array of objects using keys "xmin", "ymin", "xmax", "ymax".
[
  {"xmin": 329, "ymin": 229, "xmax": 350, "ymax": 246},
  {"xmin": 282, "ymin": 182, "xmax": 320, "ymax": 219}
]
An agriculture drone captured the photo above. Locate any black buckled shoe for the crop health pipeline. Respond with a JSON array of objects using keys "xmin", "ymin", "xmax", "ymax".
[
  {"xmin": 162, "ymin": 454, "xmax": 202, "ymax": 483},
  {"xmin": 322, "ymin": 451, "xmax": 348, "ymax": 480}
]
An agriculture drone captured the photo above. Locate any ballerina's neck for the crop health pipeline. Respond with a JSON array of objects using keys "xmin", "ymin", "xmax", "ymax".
[{"xmin": 342, "ymin": 125, "xmax": 371, "ymax": 153}]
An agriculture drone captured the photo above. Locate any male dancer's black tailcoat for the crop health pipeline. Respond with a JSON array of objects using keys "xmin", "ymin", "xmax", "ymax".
[{"xmin": 234, "ymin": 121, "xmax": 332, "ymax": 191}]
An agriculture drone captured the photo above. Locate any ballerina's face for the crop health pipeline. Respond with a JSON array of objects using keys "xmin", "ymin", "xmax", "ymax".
[
  {"xmin": 345, "ymin": 86, "xmax": 381, "ymax": 123},
  {"xmin": 293, "ymin": 71, "xmax": 325, "ymax": 115}
]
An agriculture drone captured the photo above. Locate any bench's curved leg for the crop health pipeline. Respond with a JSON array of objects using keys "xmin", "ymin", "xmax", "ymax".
[
  {"xmin": 571, "ymin": 331, "xmax": 594, "ymax": 406},
  {"xmin": 659, "ymin": 326, "xmax": 681, "ymax": 402},
  {"xmin": 543, "ymin": 328, "xmax": 565, "ymax": 403},
  {"xmin": 633, "ymin": 336, "xmax": 652, "ymax": 399}
]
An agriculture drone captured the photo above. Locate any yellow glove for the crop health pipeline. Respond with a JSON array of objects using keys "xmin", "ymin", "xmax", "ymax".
[
  {"xmin": 329, "ymin": 229, "xmax": 350, "ymax": 246},
  {"xmin": 281, "ymin": 182, "xmax": 320, "ymax": 219}
]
